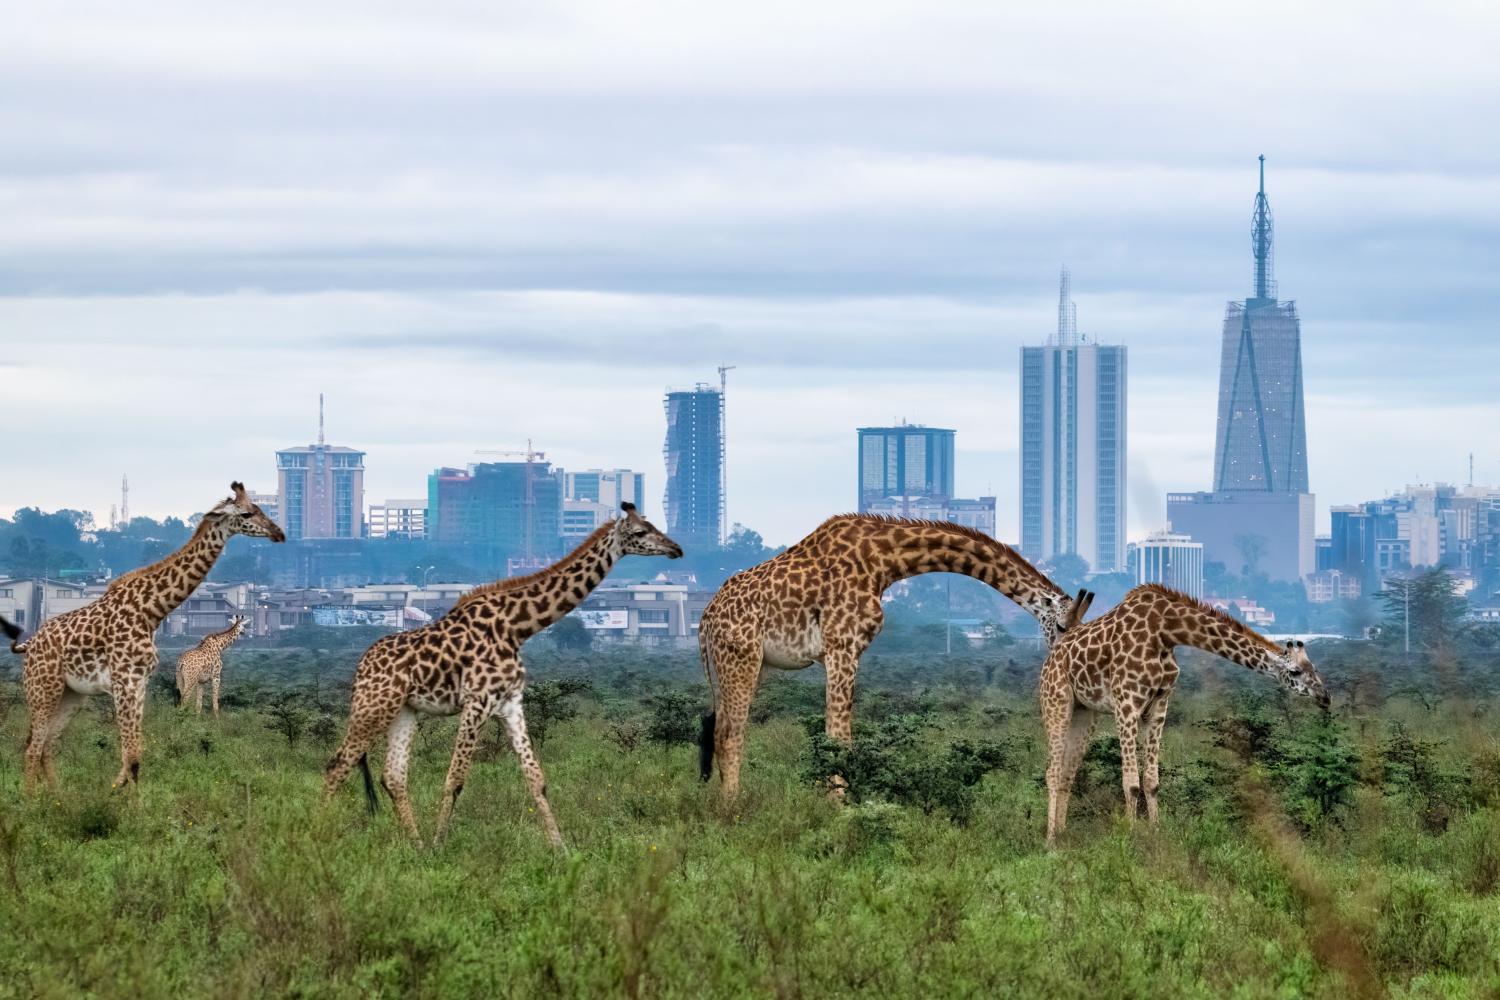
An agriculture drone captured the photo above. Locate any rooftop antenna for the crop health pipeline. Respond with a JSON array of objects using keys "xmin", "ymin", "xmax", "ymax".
[
  {"xmin": 1251, "ymin": 154, "xmax": 1276, "ymax": 302},
  {"xmin": 318, "ymin": 392, "xmax": 325, "ymax": 447},
  {"xmin": 1470, "ymin": 452, "xmax": 1475, "ymax": 488},
  {"xmin": 120, "ymin": 474, "xmax": 130, "ymax": 528}
]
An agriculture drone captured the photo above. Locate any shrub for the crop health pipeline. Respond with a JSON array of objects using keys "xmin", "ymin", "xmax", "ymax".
[
  {"xmin": 1377, "ymin": 722, "xmax": 1470, "ymax": 833},
  {"xmin": 645, "ymin": 689, "xmax": 700, "ymax": 748},
  {"xmin": 1275, "ymin": 713, "xmax": 1360, "ymax": 830},
  {"xmin": 523, "ymin": 678, "xmax": 592, "ymax": 746}
]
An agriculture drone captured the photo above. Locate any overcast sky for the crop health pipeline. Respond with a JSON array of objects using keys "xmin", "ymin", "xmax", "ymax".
[{"xmin": 2, "ymin": 2, "xmax": 1497, "ymax": 549}]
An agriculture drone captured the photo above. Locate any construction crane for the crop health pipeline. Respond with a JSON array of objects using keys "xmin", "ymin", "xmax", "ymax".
[{"xmin": 474, "ymin": 441, "xmax": 546, "ymax": 565}]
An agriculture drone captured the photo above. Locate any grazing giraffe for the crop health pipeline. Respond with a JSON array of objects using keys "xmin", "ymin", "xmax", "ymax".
[
  {"xmin": 175, "ymin": 615, "xmax": 249, "ymax": 717},
  {"xmin": 697, "ymin": 515, "xmax": 1087, "ymax": 800},
  {"xmin": 324, "ymin": 502, "xmax": 682, "ymax": 848},
  {"xmin": 1040, "ymin": 583, "xmax": 1329, "ymax": 845},
  {"xmin": 9, "ymin": 483, "xmax": 284, "ymax": 791}
]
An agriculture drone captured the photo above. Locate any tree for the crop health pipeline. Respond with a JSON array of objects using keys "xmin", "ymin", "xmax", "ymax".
[
  {"xmin": 549, "ymin": 615, "xmax": 593, "ymax": 653},
  {"xmin": 1377, "ymin": 569, "xmax": 1469, "ymax": 653},
  {"xmin": 1040, "ymin": 553, "xmax": 1090, "ymax": 596}
]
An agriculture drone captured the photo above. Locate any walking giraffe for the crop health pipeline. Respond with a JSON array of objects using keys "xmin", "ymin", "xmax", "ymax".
[
  {"xmin": 324, "ymin": 503, "xmax": 682, "ymax": 848},
  {"xmin": 9, "ymin": 483, "xmax": 284, "ymax": 791},
  {"xmin": 1040, "ymin": 583, "xmax": 1329, "ymax": 845},
  {"xmin": 175, "ymin": 615, "xmax": 249, "ymax": 716},
  {"xmin": 697, "ymin": 515, "xmax": 1088, "ymax": 800}
]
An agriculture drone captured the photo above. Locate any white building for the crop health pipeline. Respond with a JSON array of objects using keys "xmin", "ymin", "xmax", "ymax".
[
  {"xmin": 564, "ymin": 469, "xmax": 645, "ymax": 512},
  {"xmin": 1020, "ymin": 268, "xmax": 1127, "ymax": 573},
  {"xmin": 1129, "ymin": 531, "xmax": 1204, "ymax": 599},
  {"xmin": 368, "ymin": 499, "xmax": 427, "ymax": 540}
]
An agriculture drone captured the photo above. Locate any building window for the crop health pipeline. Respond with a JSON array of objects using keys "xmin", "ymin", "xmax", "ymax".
[{"xmin": 638, "ymin": 610, "xmax": 670, "ymax": 624}]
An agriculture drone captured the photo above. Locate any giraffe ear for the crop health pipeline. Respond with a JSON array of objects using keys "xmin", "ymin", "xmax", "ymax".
[{"xmin": 620, "ymin": 501, "xmax": 637, "ymax": 514}]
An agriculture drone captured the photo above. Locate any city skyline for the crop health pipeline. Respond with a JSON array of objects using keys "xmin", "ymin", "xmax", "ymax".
[{"xmin": 3, "ymin": 4, "xmax": 1498, "ymax": 545}]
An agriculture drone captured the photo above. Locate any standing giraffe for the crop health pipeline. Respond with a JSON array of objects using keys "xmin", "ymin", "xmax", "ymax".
[
  {"xmin": 1040, "ymin": 583, "xmax": 1329, "ymax": 845},
  {"xmin": 175, "ymin": 615, "xmax": 249, "ymax": 717},
  {"xmin": 697, "ymin": 515, "xmax": 1087, "ymax": 800},
  {"xmin": 324, "ymin": 503, "xmax": 682, "ymax": 848},
  {"xmin": 9, "ymin": 483, "xmax": 284, "ymax": 791}
]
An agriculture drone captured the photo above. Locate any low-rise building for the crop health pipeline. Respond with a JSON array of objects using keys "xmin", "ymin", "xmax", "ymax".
[{"xmin": 574, "ymin": 582, "xmax": 715, "ymax": 643}]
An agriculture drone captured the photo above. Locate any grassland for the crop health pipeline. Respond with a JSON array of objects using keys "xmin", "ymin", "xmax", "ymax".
[{"xmin": 0, "ymin": 642, "xmax": 1498, "ymax": 998}]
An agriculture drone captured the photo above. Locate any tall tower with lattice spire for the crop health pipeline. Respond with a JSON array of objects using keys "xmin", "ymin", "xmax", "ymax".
[{"xmin": 1212, "ymin": 156, "xmax": 1307, "ymax": 493}]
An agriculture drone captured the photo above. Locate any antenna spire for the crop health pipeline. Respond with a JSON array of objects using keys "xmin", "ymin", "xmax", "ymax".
[
  {"xmin": 1056, "ymin": 266, "xmax": 1077, "ymax": 345},
  {"xmin": 318, "ymin": 393, "xmax": 325, "ymax": 447},
  {"xmin": 1251, "ymin": 155, "xmax": 1276, "ymax": 302}
]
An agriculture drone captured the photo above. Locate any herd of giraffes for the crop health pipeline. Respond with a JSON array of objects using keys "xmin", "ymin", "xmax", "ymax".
[{"xmin": 0, "ymin": 480, "xmax": 1330, "ymax": 847}]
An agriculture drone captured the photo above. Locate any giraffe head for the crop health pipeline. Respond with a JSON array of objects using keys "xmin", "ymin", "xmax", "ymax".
[
  {"xmin": 1036, "ymin": 588, "xmax": 1093, "ymax": 645},
  {"xmin": 207, "ymin": 482, "xmax": 287, "ymax": 542},
  {"xmin": 614, "ymin": 502, "xmax": 683, "ymax": 559},
  {"xmin": 1272, "ymin": 639, "xmax": 1329, "ymax": 708},
  {"xmin": 229, "ymin": 614, "xmax": 249, "ymax": 637}
]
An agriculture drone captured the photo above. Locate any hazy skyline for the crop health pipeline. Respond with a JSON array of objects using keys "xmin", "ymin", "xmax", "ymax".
[{"xmin": 3, "ymin": 2, "xmax": 1498, "ymax": 548}]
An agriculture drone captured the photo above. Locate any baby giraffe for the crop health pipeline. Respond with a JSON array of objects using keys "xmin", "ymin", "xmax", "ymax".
[
  {"xmin": 8, "ymin": 483, "xmax": 283, "ymax": 791},
  {"xmin": 324, "ymin": 502, "xmax": 683, "ymax": 848},
  {"xmin": 175, "ymin": 615, "xmax": 249, "ymax": 717},
  {"xmin": 1040, "ymin": 584, "xmax": 1328, "ymax": 845}
]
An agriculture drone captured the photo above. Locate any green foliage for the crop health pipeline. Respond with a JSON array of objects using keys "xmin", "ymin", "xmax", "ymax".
[
  {"xmin": 1377, "ymin": 568, "xmax": 1472, "ymax": 652},
  {"xmin": 802, "ymin": 715, "xmax": 1014, "ymax": 823},
  {"xmin": 1275, "ymin": 713, "xmax": 1360, "ymax": 829},
  {"xmin": 644, "ymin": 689, "xmax": 700, "ymax": 748},
  {"xmin": 1377, "ymin": 722, "xmax": 1472, "ymax": 832},
  {"xmin": 520, "ymin": 678, "xmax": 592, "ymax": 746},
  {"xmin": 548, "ymin": 615, "xmax": 594, "ymax": 652}
]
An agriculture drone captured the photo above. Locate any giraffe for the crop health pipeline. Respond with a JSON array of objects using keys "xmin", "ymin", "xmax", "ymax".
[
  {"xmin": 1040, "ymin": 583, "xmax": 1329, "ymax": 845},
  {"xmin": 697, "ymin": 514, "xmax": 1088, "ymax": 800},
  {"xmin": 9, "ymin": 483, "xmax": 284, "ymax": 791},
  {"xmin": 323, "ymin": 502, "xmax": 682, "ymax": 848},
  {"xmin": 175, "ymin": 615, "xmax": 249, "ymax": 717}
]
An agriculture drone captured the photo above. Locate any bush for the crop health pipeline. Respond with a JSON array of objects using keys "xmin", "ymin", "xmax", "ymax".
[
  {"xmin": 1377, "ymin": 722, "xmax": 1470, "ymax": 833},
  {"xmin": 645, "ymin": 689, "xmax": 700, "ymax": 748},
  {"xmin": 802, "ymin": 715, "xmax": 1015, "ymax": 823},
  {"xmin": 523, "ymin": 679, "xmax": 592, "ymax": 746},
  {"xmin": 1275, "ymin": 714, "xmax": 1360, "ymax": 830}
]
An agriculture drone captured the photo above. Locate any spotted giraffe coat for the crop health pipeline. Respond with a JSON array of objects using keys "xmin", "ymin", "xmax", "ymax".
[
  {"xmin": 697, "ymin": 514, "xmax": 1086, "ymax": 800},
  {"xmin": 1039, "ymin": 583, "xmax": 1329, "ymax": 844},
  {"xmin": 176, "ymin": 616, "xmax": 249, "ymax": 716}
]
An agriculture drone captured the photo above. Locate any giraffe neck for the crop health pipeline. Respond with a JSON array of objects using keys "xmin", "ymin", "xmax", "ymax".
[
  {"xmin": 1162, "ymin": 602, "xmax": 1282, "ymax": 678},
  {"xmin": 473, "ymin": 525, "xmax": 621, "ymax": 641},
  {"xmin": 877, "ymin": 527, "xmax": 1061, "ymax": 620},
  {"xmin": 114, "ymin": 521, "xmax": 233, "ymax": 627},
  {"xmin": 201, "ymin": 627, "xmax": 241, "ymax": 652}
]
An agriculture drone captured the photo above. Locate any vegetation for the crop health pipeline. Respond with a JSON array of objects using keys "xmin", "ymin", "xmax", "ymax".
[{"xmin": 1, "ymin": 640, "xmax": 1499, "ymax": 996}]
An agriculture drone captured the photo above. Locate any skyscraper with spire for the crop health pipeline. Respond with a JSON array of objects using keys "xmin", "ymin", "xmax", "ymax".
[
  {"xmin": 276, "ymin": 394, "xmax": 366, "ymax": 540},
  {"xmin": 1212, "ymin": 155, "xmax": 1309, "ymax": 493},
  {"xmin": 1169, "ymin": 158, "xmax": 1314, "ymax": 581},
  {"xmin": 1020, "ymin": 268, "xmax": 1127, "ymax": 573}
]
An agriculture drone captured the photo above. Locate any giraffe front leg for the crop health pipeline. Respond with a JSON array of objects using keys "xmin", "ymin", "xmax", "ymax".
[
  {"xmin": 111, "ymin": 671, "xmax": 150, "ymax": 789},
  {"xmin": 211, "ymin": 670, "xmax": 221, "ymax": 718},
  {"xmin": 822, "ymin": 646, "xmax": 859, "ymax": 802},
  {"xmin": 433, "ymin": 696, "xmax": 493, "ymax": 847},
  {"xmin": 1116, "ymin": 707, "xmax": 1143, "ymax": 825},
  {"xmin": 1141, "ymin": 694, "xmax": 1171, "ymax": 823},
  {"xmin": 499, "ymin": 691, "xmax": 564, "ymax": 851}
]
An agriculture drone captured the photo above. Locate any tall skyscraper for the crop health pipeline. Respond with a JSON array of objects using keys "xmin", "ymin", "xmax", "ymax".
[
  {"xmin": 1169, "ymin": 158, "xmax": 1314, "ymax": 582},
  {"xmin": 276, "ymin": 395, "xmax": 365, "ymax": 540},
  {"xmin": 663, "ymin": 383, "xmax": 723, "ymax": 548},
  {"xmin": 426, "ymin": 461, "xmax": 563, "ymax": 561},
  {"xmin": 1212, "ymin": 156, "xmax": 1309, "ymax": 493},
  {"xmin": 1019, "ymin": 269, "xmax": 1127, "ymax": 573},
  {"xmin": 857, "ymin": 422, "xmax": 955, "ymax": 512}
]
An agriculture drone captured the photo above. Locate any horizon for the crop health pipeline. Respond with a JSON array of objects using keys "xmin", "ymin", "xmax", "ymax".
[{"xmin": 3, "ymin": 2, "xmax": 1498, "ymax": 550}]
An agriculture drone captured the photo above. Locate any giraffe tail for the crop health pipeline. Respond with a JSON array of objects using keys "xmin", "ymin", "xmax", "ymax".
[
  {"xmin": 698, "ymin": 712, "xmax": 716, "ymax": 782},
  {"xmin": 697, "ymin": 619, "xmax": 718, "ymax": 782},
  {"xmin": 1, "ymin": 614, "xmax": 23, "ymax": 652},
  {"xmin": 358, "ymin": 754, "xmax": 379, "ymax": 814}
]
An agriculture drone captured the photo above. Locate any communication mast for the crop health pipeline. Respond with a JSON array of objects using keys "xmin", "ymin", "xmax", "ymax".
[{"xmin": 120, "ymin": 475, "xmax": 130, "ymax": 528}]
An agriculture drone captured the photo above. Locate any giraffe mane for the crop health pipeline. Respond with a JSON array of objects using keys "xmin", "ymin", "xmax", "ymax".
[
  {"xmin": 452, "ymin": 521, "xmax": 615, "ymax": 611},
  {"xmin": 1135, "ymin": 583, "xmax": 1282, "ymax": 653},
  {"xmin": 812, "ymin": 513, "xmax": 1067, "ymax": 597}
]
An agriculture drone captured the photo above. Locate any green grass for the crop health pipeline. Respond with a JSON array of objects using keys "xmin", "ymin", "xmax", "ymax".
[{"xmin": 1, "ymin": 667, "xmax": 1498, "ymax": 998}]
